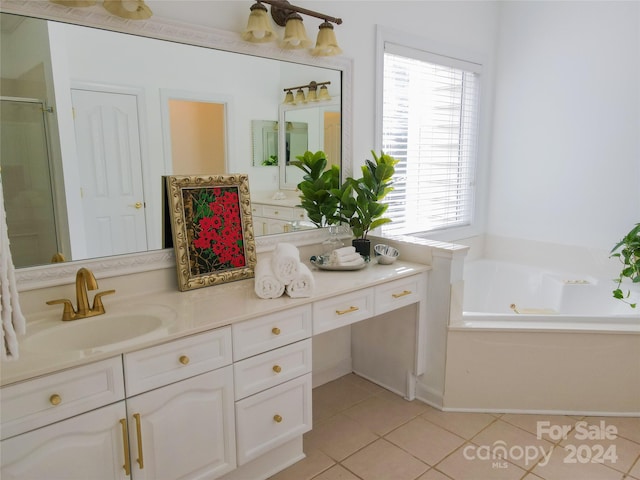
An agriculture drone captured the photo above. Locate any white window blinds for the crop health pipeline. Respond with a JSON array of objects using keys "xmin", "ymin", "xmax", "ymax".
[{"xmin": 381, "ymin": 42, "xmax": 481, "ymax": 235}]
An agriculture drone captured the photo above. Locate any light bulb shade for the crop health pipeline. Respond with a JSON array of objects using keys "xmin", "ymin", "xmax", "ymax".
[
  {"xmin": 318, "ymin": 85, "xmax": 331, "ymax": 101},
  {"xmin": 294, "ymin": 88, "xmax": 306, "ymax": 104},
  {"xmin": 306, "ymin": 87, "xmax": 318, "ymax": 102},
  {"xmin": 283, "ymin": 90, "xmax": 295, "ymax": 104},
  {"xmin": 242, "ymin": 2, "xmax": 276, "ymax": 43},
  {"xmin": 312, "ymin": 21, "xmax": 342, "ymax": 56},
  {"xmin": 103, "ymin": 0, "xmax": 152, "ymax": 19},
  {"xmin": 282, "ymin": 13, "xmax": 312, "ymax": 49}
]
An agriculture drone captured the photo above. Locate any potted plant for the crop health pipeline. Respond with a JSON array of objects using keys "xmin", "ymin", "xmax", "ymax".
[
  {"xmin": 290, "ymin": 150, "xmax": 340, "ymax": 228},
  {"xmin": 610, "ymin": 222, "xmax": 640, "ymax": 308},
  {"xmin": 333, "ymin": 150, "xmax": 398, "ymax": 258}
]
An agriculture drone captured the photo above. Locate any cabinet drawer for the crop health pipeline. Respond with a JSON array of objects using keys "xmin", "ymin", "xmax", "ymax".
[
  {"xmin": 234, "ymin": 339, "xmax": 311, "ymax": 400},
  {"xmin": 293, "ymin": 207, "xmax": 308, "ymax": 222},
  {"xmin": 374, "ymin": 273, "xmax": 426, "ymax": 315},
  {"xmin": 251, "ymin": 204, "xmax": 264, "ymax": 217},
  {"xmin": 232, "ymin": 305, "xmax": 312, "ymax": 361},
  {"xmin": 235, "ymin": 373, "xmax": 312, "ymax": 465},
  {"xmin": 0, "ymin": 357, "xmax": 124, "ymax": 440},
  {"xmin": 312, "ymin": 288, "xmax": 375, "ymax": 334},
  {"xmin": 262, "ymin": 205, "xmax": 294, "ymax": 221},
  {"xmin": 124, "ymin": 327, "xmax": 232, "ymax": 396}
]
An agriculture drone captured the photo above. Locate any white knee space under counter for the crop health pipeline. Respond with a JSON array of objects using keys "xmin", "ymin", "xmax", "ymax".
[{"xmin": 0, "ymin": 259, "xmax": 430, "ymax": 480}]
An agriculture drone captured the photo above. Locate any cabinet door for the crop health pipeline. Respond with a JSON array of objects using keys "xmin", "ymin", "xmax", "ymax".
[
  {"xmin": 126, "ymin": 366, "xmax": 235, "ymax": 480},
  {"xmin": 1, "ymin": 402, "xmax": 129, "ymax": 480}
]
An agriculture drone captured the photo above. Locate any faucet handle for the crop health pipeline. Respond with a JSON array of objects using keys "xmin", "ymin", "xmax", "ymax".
[
  {"xmin": 92, "ymin": 289, "xmax": 116, "ymax": 314},
  {"xmin": 46, "ymin": 299, "xmax": 76, "ymax": 321}
]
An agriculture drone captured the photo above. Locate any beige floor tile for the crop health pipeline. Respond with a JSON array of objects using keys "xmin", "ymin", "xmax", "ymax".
[
  {"xmin": 501, "ymin": 413, "xmax": 581, "ymax": 443},
  {"xmin": 341, "ymin": 438, "xmax": 428, "ymax": 480},
  {"xmin": 558, "ymin": 422, "xmax": 640, "ymax": 474},
  {"xmin": 531, "ymin": 444, "xmax": 625, "ymax": 480},
  {"xmin": 436, "ymin": 442, "xmax": 527, "ymax": 480},
  {"xmin": 342, "ymin": 394, "xmax": 423, "ymax": 436},
  {"xmin": 304, "ymin": 413, "xmax": 378, "ymax": 461},
  {"xmin": 628, "ymin": 457, "xmax": 640, "ymax": 479},
  {"xmin": 313, "ymin": 377, "xmax": 374, "ymax": 422},
  {"xmin": 385, "ymin": 416, "xmax": 466, "ymax": 466},
  {"xmin": 470, "ymin": 419, "xmax": 554, "ymax": 470},
  {"xmin": 343, "ymin": 373, "xmax": 387, "ymax": 395},
  {"xmin": 312, "ymin": 464, "xmax": 362, "ymax": 480},
  {"xmin": 420, "ymin": 407, "xmax": 498, "ymax": 440},
  {"xmin": 267, "ymin": 448, "xmax": 335, "ymax": 480},
  {"xmin": 582, "ymin": 417, "xmax": 640, "ymax": 445},
  {"xmin": 416, "ymin": 468, "xmax": 454, "ymax": 480}
]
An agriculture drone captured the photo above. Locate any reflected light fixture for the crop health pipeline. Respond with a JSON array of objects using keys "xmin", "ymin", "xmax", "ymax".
[
  {"xmin": 243, "ymin": 1, "xmax": 342, "ymax": 56},
  {"xmin": 242, "ymin": 1, "xmax": 275, "ymax": 42},
  {"xmin": 318, "ymin": 84, "xmax": 331, "ymax": 101},
  {"xmin": 103, "ymin": 0, "xmax": 152, "ymax": 20},
  {"xmin": 283, "ymin": 81, "xmax": 330, "ymax": 104}
]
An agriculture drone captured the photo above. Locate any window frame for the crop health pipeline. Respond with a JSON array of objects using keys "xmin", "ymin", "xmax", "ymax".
[{"xmin": 374, "ymin": 26, "xmax": 489, "ymax": 242}]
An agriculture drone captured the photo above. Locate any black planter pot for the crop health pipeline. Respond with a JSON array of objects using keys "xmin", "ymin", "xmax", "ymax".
[{"xmin": 352, "ymin": 238, "xmax": 371, "ymax": 260}]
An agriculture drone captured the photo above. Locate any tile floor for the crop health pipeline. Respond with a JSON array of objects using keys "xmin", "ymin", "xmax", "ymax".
[{"xmin": 268, "ymin": 374, "xmax": 640, "ymax": 480}]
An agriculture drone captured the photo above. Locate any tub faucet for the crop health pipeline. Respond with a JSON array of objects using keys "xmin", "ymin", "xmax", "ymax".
[{"xmin": 46, "ymin": 268, "xmax": 116, "ymax": 321}]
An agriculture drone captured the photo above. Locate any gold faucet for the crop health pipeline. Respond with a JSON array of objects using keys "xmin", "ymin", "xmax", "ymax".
[{"xmin": 47, "ymin": 268, "xmax": 116, "ymax": 321}]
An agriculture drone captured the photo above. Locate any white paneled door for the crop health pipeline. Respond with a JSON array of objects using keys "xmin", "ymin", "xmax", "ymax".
[{"xmin": 72, "ymin": 89, "xmax": 148, "ymax": 258}]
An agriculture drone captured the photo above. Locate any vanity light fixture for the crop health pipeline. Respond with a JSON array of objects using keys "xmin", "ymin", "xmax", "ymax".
[
  {"xmin": 282, "ymin": 81, "xmax": 331, "ymax": 104},
  {"xmin": 243, "ymin": 0, "xmax": 342, "ymax": 56}
]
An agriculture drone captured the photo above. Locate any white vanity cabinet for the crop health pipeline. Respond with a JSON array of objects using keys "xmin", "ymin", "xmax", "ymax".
[
  {"xmin": 252, "ymin": 203, "xmax": 309, "ymax": 235},
  {"xmin": 122, "ymin": 327, "xmax": 236, "ymax": 480}
]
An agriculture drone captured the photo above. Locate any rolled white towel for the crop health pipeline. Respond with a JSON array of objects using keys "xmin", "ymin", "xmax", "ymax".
[
  {"xmin": 254, "ymin": 259, "xmax": 285, "ymax": 299},
  {"xmin": 285, "ymin": 263, "xmax": 315, "ymax": 298},
  {"xmin": 330, "ymin": 246, "xmax": 356, "ymax": 260},
  {"xmin": 335, "ymin": 256, "xmax": 365, "ymax": 267},
  {"xmin": 271, "ymin": 243, "xmax": 300, "ymax": 284},
  {"xmin": 331, "ymin": 252, "xmax": 362, "ymax": 266}
]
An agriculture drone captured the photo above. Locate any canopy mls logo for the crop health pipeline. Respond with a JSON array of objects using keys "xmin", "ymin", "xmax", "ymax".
[{"xmin": 463, "ymin": 420, "xmax": 619, "ymax": 469}]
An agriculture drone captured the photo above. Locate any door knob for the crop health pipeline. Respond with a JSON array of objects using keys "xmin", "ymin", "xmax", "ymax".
[{"xmin": 130, "ymin": 202, "xmax": 143, "ymax": 209}]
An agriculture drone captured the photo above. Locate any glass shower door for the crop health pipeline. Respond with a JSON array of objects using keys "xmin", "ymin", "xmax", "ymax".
[{"xmin": 0, "ymin": 98, "xmax": 59, "ymax": 268}]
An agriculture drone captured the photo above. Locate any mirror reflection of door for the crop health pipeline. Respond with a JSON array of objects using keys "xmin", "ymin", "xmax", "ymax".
[
  {"xmin": 0, "ymin": 98, "xmax": 59, "ymax": 267},
  {"xmin": 71, "ymin": 88, "xmax": 148, "ymax": 259},
  {"xmin": 324, "ymin": 111, "xmax": 341, "ymax": 168},
  {"xmin": 167, "ymin": 99, "xmax": 226, "ymax": 175}
]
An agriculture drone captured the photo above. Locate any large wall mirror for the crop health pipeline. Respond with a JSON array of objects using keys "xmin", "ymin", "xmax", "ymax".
[{"xmin": 0, "ymin": 0, "xmax": 352, "ymax": 289}]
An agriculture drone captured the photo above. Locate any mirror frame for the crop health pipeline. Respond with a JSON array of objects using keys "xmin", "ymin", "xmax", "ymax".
[{"xmin": 2, "ymin": 0, "xmax": 353, "ymax": 291}]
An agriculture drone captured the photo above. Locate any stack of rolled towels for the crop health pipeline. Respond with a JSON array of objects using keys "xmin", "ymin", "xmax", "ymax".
[
  {"xmin": 254, "ymin": 243, "xmax": 315, "ymax": 299},
  {"xmin": 329, "ymin": 246, "xmax": 365, "ymax": 267}
]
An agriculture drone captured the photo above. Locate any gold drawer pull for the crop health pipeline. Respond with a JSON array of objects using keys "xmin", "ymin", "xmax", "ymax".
[
  {"xmin": 133, "ymin": 413, "xmax": 144, "ymax": 469},
  {"xmin": 273, "ymin": 414, "xmax": 283, "ymax": 423},
  {"xmin": 49, "ymin": 394, "xmax": 62, "ymax": 406},
  {"xmin": 271, "ymin": 327, "xmax": 281, "ymax": 335},
  {"xmin": 179, "ymin": 355, "xmax": 190, "ymax": 365},
  {"xmin": 392, "ymin": 290, "xmax": 412, "ymax": 298},
  {"xmin": 119, "ymin": 419, "xmax": 131, "ymax": 475},
  {"xmin": 272, "ymin": 365, "xmax": 282, "ymax": 373},
  {"xmin": 336, "ymin": 306, "xmax": 359, "ymax": 315},
  {"xmin": 274, "ymin": 210, "xmax": 279, "ymax": 215}
]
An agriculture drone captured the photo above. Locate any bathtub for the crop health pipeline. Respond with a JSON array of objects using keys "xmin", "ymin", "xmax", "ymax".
[{"xmin": 443, "ymin": 258, "xmax": 640, "ymax": 415}]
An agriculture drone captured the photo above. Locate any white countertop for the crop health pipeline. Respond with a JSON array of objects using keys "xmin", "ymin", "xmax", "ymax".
[{"xmin": 1, "ymin": 260, "xmax": 430, "ymax": 387}]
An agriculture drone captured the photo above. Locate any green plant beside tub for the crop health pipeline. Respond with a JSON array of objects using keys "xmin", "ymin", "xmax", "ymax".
[{"xmin": 610, "ymin": 222, "xmax": 640, "ymax": 308}]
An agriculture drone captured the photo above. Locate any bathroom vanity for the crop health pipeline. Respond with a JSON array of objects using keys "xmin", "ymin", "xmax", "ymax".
[
  {"xmin": 0, "ymin": 260, "xmax": 429, "ymax": 480},
  {"xmin": 250, "ymin": 193, "xmax": 312, "ymax": 236}
]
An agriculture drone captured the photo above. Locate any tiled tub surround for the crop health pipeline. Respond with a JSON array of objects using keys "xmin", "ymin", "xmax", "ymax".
[{"xmin": 1, "ymin": 255, "xmax": 430, "ymax": 480}]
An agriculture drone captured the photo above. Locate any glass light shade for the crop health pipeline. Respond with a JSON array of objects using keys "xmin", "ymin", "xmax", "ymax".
[
  {"xmin": 283, "ymin": 90, "xmax": 295, "ymax": 104},
  {"xmin": 242, "ymin": 2, "xmax": 276, "ymax": 43},
  {"xmin": 311, "ymin": 21, "xmax": 342, "ymax": 56},
  {"xmin": 306, "ymin": 87, "xmax": 318, "ymax": 102},
  {"xmin": 294, "ymin": 88, "xmax": 306, "ymax": 104},
  {"xmin": 103, "ymin": 0, "xmax": 152, "ymax": 19},
  {"xmin": 281, "ymin": 13, "xmax": 311, "ymax": 49},
  {"xmin": 318, "ymin": 85, "xmax": 331, "ymax": 101}
]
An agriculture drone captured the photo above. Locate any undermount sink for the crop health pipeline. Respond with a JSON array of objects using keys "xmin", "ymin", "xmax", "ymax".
[{"xmin": 23, "ymin": 309, "xmax": 175, "ymax": 353}]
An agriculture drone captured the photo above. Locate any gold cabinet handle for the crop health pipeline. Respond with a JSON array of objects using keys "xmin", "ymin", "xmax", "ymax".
[
  {"xmin": 392, "ymin": 290, "xmax": 412, "ymax": 298},
  {"xmin": 133, "ymin": 413, "xmax": 144, "ymax": 469},
  {"xmin": 179, "ymin": 355, "xmax": 190, "ymax": 365},
  {"xmin": 129, "ymin": 202, "xmax": 143, "ymax": 209},
  {"xmin": 271, "ymin": 327, "xmax": 281, "ymax": 335},
  {"xmin": 119, "ymin": 419, "xmax": 131, "ymax": 476},
  {"xmin": 49, "ymin": 394, "xmax": 62, "ymax": 406},
  {"xmin": 272, "ymin": 365, "xmax": 282, "ymax": 373},
  {"xmin": 274, "ymin": 210, "xmax": 279, "ymax": 215},
  {"xmin": 273, "ymin": 414, "xmax": 283, "ymax": 423},
  {"xmin": 336, "ymin": 306, "xmax": 359, "ymax": 315}
]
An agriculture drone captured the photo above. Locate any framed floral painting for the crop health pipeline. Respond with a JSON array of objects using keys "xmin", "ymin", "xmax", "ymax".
[{"xmin": 165, "ymin": 174, "xmax": 256, "ymax": 291}]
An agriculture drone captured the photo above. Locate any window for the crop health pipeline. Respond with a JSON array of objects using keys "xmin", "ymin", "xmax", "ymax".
[{"xmin": 379, "ymin": 37, "xmax": 481, "ymax": 236}]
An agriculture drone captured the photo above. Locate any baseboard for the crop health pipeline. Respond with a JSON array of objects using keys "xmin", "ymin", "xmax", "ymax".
[{"xmin": 219, "ymin": 437, "xmax": 304, "ymax": 480}]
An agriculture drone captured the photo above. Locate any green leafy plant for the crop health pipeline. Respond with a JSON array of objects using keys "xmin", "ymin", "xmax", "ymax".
[
  {"xmin": 610, "ymin": 223, "xmax": 640, "ymax": 308},
  {"xmin": 333, "ymin": 150, "xmax": 398, "ymax": 239},
  {"xmin": 290, "ymin": 150, "xmax": 340, "ymax": 228},
  {"xmin": 261, "ymin": 154, "xmax": 278, "ymax": 166}
]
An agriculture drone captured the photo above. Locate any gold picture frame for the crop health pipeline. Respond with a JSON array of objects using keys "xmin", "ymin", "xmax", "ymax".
[{"xmin": 165, "ymin": 174, "xmax": 256, "ymax": 291}]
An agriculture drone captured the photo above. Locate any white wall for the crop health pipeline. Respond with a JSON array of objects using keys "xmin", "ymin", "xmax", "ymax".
[{"xmin": 489, "ymin": 1, "xmax": 640, "ymax": 250}]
